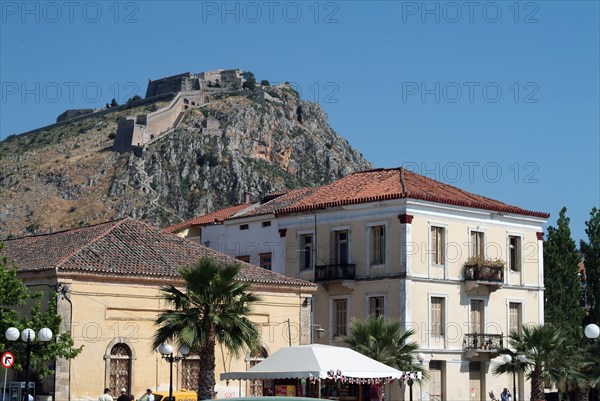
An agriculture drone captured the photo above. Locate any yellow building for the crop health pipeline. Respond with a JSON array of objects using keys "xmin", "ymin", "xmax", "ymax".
[
  {"xmin": 171, "ymin": 167, "xmax": 549, "ymax": 401},
  {"xmin": 2, "ymin": 218, "xmax": 315, "ymax": 401}
]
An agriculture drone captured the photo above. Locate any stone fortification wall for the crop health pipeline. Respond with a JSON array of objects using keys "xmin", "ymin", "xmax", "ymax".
[{"xmin": 56, "ymin": 108, "xmax": 98, "ymax": 122}]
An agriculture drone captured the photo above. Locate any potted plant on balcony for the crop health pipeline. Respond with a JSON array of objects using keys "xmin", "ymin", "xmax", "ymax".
[{"xmin": 463, "ymin": 256, "xmax": 505, "ymax": 281}]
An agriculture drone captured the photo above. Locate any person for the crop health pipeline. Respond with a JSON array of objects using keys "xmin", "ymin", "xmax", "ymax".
[
  {"xmin": 26, "ymin": 390, "xmax": 34, "ymax": 401},
  {"xmin": 138, "ymin": 389, "xmax": 154, "ymax": 401},
  {"xmin": 501, "ymin": 388, "xmax": 512, "ymax": 401},
  {"xmin": 116, "ymin": 388, "xmax": 129, "ymax": 401},
  {"xmin": 489, "ymin": 390, "xmax": 499, "ymax": 401},
  {"xmin": 99, "ymin": 388, "xmax": 113, "ymax": 401}
]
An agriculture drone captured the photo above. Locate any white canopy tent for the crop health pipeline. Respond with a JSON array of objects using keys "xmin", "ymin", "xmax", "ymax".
[{"xmin": 220, "ymin": 344, "xmax": 411, "ymax": 381}]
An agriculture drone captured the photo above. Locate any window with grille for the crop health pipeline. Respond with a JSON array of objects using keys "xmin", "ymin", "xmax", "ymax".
[
  {"xmin": 300, "ymin": 234, "xmax": 313, "ymax": 270},
  {"xmin": 334, "ymin": 299, "xmax": 348, "ymax": 336},
  {"xmin": 470, "ymin": 231, "xmax": 485, "ymax": 257},
  {"xmin": 182, "ymin": 359, "xmax": 200, "ymax": 391},
  {"xmin": 509, "ymin": 303, "xmax": 522, "ymax": 335},
  {"xmin": 108, "ymin": 343, "xmax": 131, "ymax": 395},
  {"xmin": 431, "ymin": 226, "xmax": 445, "ymax": 265},
  {"xmin": 370, "ymin": 226, "xmax": 385, "ymax": 265},
  {"xmin": 431, "ymin": 297, "xmax": 445, "ymax": 336},
  {"xmin": 369, "ymin": 296, "xmax": 385, "ymax": 317},
  {"xmin": 509, "ymin": 236, "xmax": 522, "ymax": 272}
]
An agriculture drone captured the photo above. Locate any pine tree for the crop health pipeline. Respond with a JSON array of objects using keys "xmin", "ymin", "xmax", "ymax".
[
  {"xmin": 544, "ymin": 207, "xmax": 584, "ymax": 329},
  {"xmin": 580, "ymin": 207, "xmax": 600, "ymax": 324}
]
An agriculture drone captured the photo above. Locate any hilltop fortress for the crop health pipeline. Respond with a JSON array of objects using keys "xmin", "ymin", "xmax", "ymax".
[{"xmin": 113, "ymin": 69, "xmax": 245, "ymax": 153}]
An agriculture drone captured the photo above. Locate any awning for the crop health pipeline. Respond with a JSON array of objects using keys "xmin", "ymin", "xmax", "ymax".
[{"xmin": 221, "ymin": 344, "xmax": 407, "ymax": 380}]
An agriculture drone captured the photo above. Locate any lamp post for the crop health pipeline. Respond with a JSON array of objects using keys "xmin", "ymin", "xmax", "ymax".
[
  {"xmin": 159, "ymin": 344, "xmax": 190, "ymax": 401},
  {"xmin": 311, "ymin": 324, "xmax": 326, "ymax": 343},
  {"xmin": 503, "ymin": 353, "xmax": 526, "ymax": 401},
  {"xmin": 5, "ymin": 327, "xmax": 53, "ymax": 401},
  {"xmin": 407, "ymin": 352, "xmax": 425, "ymax": 401},
  {"xmin": 584, "ymin": 324, "xmax": 599, "ymax": 401}
]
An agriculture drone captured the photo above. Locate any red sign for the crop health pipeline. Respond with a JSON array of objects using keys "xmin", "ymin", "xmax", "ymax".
[{"xmin": 1, "ymin": 352, "xmax": 14, "ymax": 369}]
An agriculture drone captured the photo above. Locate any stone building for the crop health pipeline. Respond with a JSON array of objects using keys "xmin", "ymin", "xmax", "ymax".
[{"xmin": 2, "ymin": 218, "xmax": 315, "ymax": 401}]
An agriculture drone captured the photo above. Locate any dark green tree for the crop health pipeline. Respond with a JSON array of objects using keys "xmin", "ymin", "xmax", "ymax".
[
  {"xmin": 110, "ymin": 98, "xmax": 119, "ymax": 107},
  {"xmin": 152, "ymin": 258, "xmax": 261, "ymax": 399},
  {"xmin": 126, "ymin": 95, "xmax": 142, "ymax": 104},
  {"xmin": 0, "ymin": 243, "xmax": 82, "ymax": 379},
  {"xmin": 342, "ymin": 315, "xmax": 427, "ymax": 376},
  {"xmin": 260, "ymin": 80, "xmax": 270, "ymax": 86},
  {"xmin": 544, "ymin": 207, "xmax": 584, "ymax": 328},
  {"xmin": 242, "ymin": 71, "xmax": 256, "ymax": 91},
  {"xmin": 580, "ymin": 207, "xmax": 600, "ymax": 323}
]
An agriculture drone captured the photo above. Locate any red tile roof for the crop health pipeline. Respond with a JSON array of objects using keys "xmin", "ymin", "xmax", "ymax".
[
  {"xmin": 164, "ymin": 203, "xmax": 252, "ymax": 233},
  {"xmin": 2, "ymin": 218, "xmax": 315, "ymax": 288},
  {"xmin": 274, "ymin": 168, "xmax": 549, "ymax": 218}
]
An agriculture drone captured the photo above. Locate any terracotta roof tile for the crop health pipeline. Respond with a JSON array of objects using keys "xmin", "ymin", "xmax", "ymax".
[
  {"xmin": 2, "ymin": 218, "xmax": 315, "ymax": 288},
  {"xmin": 164, "ymin": 203, "xmax": 252, "ymax": 233},
  {"xmin": 273, "ymin": 168, "xmax": 549, "ymax": 218}
]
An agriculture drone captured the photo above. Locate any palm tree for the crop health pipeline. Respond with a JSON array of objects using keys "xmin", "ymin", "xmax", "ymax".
[
  {"xmin": 152, "ymin": 258, "xmax": 261, "ymax": 400},
  {"xmin": 493, "ymin": 324, "xmax": 566, "ymax": 401},
  {"xmin": 342, "ymin": 315, "xmax": 427, "ymax": 376}
]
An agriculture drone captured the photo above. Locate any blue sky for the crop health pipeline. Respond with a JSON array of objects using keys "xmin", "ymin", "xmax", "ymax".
[{"xmin": 1, "ymin": 1, "xmax": 598, "ymax": 241}]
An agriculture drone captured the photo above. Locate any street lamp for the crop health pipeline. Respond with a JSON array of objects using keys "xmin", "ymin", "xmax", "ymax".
[
  {"xmin": 503, "ymin": 353, "xmax": 526, "ymax": 401},
  {"xmin": 584, "ymin": 324, "xmax": 599, "ymax": 401},
  {"xmin": 159, "ymin": 344, "xmax": 190, "ymax": 401},
  {"xmin": 5, "ymin": 327, "xmax": 53, "ymax": 401},
  {"xmin": 311, "ymin": 324, "xmax": 326, "ymax": 343},
  {"xmin": 407, "ymin": 352, "xmax": 425, "ymax": 401}
]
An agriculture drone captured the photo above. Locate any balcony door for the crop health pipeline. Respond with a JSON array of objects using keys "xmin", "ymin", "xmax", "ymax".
[
  {"xmin": 334, "ymin": 230, "xmax": 349, "ymax": 265},
  {"xmin": 470, "ymin": 300, "xmax": 484, "ymax": 335}
]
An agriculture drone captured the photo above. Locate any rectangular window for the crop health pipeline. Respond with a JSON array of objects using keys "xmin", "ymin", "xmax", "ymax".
[
  {"xmin": 240, "ymin": 224, "xmax": 249, "ymax": 230},
  {"xmin": 262, "ymin": 221, "xmax": 271, "ymax": 227},
  {"xmin": 431, "ymin": 226, "xmax": 445, "ymax": 265},
  {"xmin": 334, "ymin": 230, "xmax": 349, "ymax": 265},
  {"xmin": 300, "ymin": 234, "xmax": 313, "ymax": 270},
  {"xmin": 509, "ymin": 236, "xmax": 522, "ymax": 272},
  {"xmin": 334, "ymin": 299, "xmax": 348, "ymax": 337},
  {"xmin": 259, "ymin": 253, "xmax": 272, "ymax": 270},
  {"xmin": 470, "ymin": 231, "xmax": 485, "ymax": 257},
  {"xmin": 369, "ymin": 296, "xmax": 385, "ymax": 317},
  {"xmin": 370, "ymin": 226, "xmax": 385, "ymax": 265},
  {"xmin": 509, "ymin": 302, "xmax": 522, "ymax": 335},
  {"xmin": 470, "ymin": 300, "xmax": 484, "ymax": 334},
  {"xmin": 431, "ymin": 297, "xmax": 445, "ymax": 336},
  {"xmin": 236, "ymin": 255, "xmax": 250, "ymax": 263}
]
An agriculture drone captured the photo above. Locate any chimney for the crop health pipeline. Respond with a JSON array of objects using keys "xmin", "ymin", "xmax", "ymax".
[{"xmin": 244, "ymin": 192, "xmax": 251, "ymax": 204}]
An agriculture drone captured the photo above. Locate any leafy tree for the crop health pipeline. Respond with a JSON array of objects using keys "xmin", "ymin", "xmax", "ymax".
[
  {"xmin": 110, "ymin": 98, "xmax": 119, "ymax": 107},
  {"xmin": 544, "ymin": 208, "xmax": 584, "ymax": 328},
  {"xmin": 242, "ymin": 71, "xmax": 256, "ymax": 91},
  {"xmin": 126, "ymin": 95, "xmax": 142, "ymax": 104},
  {"xmin": 260, "ymin": 80, "xmax": 270, "ymax": 86},
  {"xmin": 581, "ymin": 207, "xmax": 600, "ymax": 323},
  {"xmin": 494, "ymin": 324, "xmax": 566, "ymax": 401},
  {"xmin": 152, "ymin": 258, "xmax": 261, "ymax": 399},
  {"xmin": 0, "ymin": 243, "xmax": 82, "ymax": 379},
  {"xmin": 342, "ymin": 315, "xmax": 427, "ymax": 376}
]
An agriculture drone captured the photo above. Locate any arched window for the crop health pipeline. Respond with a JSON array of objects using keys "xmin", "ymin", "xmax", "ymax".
[
  {"xmin": 108, "ymin": 343, "xmax": 132, "ymax": 395},
  {"xmin": 248, "ymin": 347, "xmax": 268, "ymax": 396}
]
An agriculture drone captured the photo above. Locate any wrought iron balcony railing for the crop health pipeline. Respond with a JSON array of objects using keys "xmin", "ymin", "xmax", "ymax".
[
  {"xmin": 315, "ymin": 263, "xmax": 356, "ymax": 282},
  {"xmin": 463, "ymin": 265, "xmax": 504, "ymax": 283},
  {"xmin": 463, "ymin": 333, "xmax": 503, "ymax": 352}
]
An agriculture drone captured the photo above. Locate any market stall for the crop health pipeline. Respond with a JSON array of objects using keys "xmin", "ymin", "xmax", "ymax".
[{"xmin": 220, "ymin": 344, "xmax": 418, "ymax": 400}]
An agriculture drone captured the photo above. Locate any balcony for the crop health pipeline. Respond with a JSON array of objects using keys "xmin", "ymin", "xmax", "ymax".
[
  {"xmin": 315, "ymin": 263, "xmax": 356, "ymax": 283},
  {"xmin": 463, "ymin": 257, "xmax": 505, "ymax": 292},
  {"xmin": 463, "ymin": 333, "xmax": 503, "ymax": 359}
]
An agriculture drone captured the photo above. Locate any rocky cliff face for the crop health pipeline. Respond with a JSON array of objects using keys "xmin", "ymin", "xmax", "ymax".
[{"xmin": 0, "ymin": 85, "xmax": 371, "ymax": 237}]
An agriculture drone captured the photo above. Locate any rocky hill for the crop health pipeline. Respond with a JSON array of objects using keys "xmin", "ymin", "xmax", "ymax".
[{"xmin": 0, "ymin": 85, "xmax": 371, "ymax": 238}]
